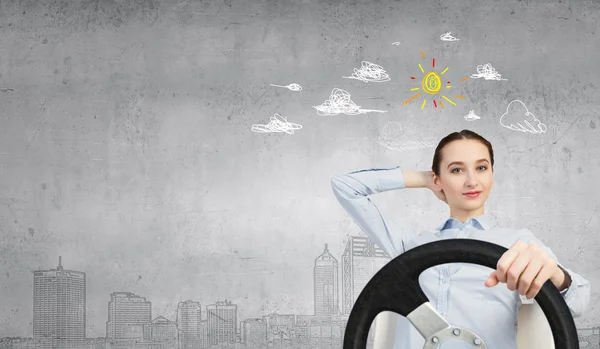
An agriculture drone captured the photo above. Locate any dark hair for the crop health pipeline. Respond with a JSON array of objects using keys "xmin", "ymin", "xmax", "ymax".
[{"xmin": 432, "ymin": 129, "xmax": 494, "ymax": 176}]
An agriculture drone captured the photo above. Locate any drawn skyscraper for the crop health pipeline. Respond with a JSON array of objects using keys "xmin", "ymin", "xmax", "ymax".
[
  {"xmin": 106, "ymin": 292, "xmax": 151, "ymax": 344},
  {"xmin": 33, "ymin": 257, "xmax": 86, "ymax": 349},
  {"xmin": 341, "ymin": 237, "xmax": 390, "ymax": 314},
  {"xmin": 176, "ymin": 300, "xmax": 202, "ymax": 348},
  {"xmin": 206, "ymin": 300, "xmax": 237, "ymax": 346},
  {"xmin": 314, "ymin": 243, "xmax": 339, "ymax": 315}
]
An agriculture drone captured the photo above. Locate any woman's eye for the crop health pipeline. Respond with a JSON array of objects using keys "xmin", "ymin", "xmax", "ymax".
[
  {"xmin": 478, "ymin": 166, "xmax": 488, "ymax": 171},
  {"xmin": 451, "ymin": 168, "xmax": 462, "ymax": 173}
]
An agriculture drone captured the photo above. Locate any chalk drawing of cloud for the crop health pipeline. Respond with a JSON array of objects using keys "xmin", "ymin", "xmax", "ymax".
[
  {"xmin": 499, "ymin": 100, "xmax": 547, "ymax": 134},
  {"xmin": 378, "ymin": 122, "xmax": 436, "ymax": 151}
]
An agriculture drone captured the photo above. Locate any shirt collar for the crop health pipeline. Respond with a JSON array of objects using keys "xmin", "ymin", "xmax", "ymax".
[{"xmin": 436, "ymin": 213, "xmax": 494, "ymax": 231}]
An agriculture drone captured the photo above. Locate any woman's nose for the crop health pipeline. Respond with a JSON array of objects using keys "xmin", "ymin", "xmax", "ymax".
[{"xmin": 465, "ymin": 172, "xmax": 478, "ymax": 186}]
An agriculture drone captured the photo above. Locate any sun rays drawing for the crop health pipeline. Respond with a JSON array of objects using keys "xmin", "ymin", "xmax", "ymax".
[{"xmin": 403, "ymin": 50, "xmax": 468, "ymax": 109}]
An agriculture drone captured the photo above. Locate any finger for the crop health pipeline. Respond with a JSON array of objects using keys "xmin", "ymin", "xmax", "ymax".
[
  {"xmin": 526, "ymin": 265, "xmax": 555, "ymax": 300},
  {"xmin": 496, "ymin": 241, "xmax": 528, "ymax": 283},
  {"xmin": 496, "ymin": 250, "xmax": 519, "ymax": 284},
  {"xmin": 517, "ymin": 258, "xmax": 543, "ymax": 296},
  {"xmin": 510, "ymin": 240, "xmax": 529, "ymax": 251},
  {"xmin": 485, "ymin": 271, "xmax": 499, "ymax": 287},
  {"xmin": 506, "ymin": 252, "xmax": 531, "ymax": 291}
]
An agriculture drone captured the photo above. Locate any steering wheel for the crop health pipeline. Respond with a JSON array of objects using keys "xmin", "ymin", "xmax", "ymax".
[{"xmin": 343, "ymin": 239, "xmax": 579, "ymax": 349}]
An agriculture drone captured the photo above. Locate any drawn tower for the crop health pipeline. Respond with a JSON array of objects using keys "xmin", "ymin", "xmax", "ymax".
[
  {"xmin": 33, "ymin": 257, "xmax": 86, "ymax": 349},
  {"xmin": 314, "ymin": 243, "xmax": 339, "ymax": 316},
  {"xmin": 341, "ymin": 236, "xmax": 391, "ymax": 314}
]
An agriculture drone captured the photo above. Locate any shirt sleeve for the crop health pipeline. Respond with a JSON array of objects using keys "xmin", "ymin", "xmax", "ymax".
[
  {"xmin": 517, "ymin": 229, "xmax": 591, "ymax": 318},
  {"xmin": 330, "ymin": 166, "xmax": 410, "ymax": 258}
]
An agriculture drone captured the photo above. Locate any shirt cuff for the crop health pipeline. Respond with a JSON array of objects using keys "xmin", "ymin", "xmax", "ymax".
[{"xmin": 371, "ymin": 166, "xmax": 406, "ymax": 191}]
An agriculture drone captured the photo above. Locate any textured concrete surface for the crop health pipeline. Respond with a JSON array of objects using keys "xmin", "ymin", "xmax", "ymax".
[{"xmin": 0, "ymin": 0, "xmax": 599, "ymax": 339}]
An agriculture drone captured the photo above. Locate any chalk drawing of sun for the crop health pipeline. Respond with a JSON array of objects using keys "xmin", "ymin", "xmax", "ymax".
[{"xmin": 403, "ymin": 50, "xmax": 468, "ymax": 109}]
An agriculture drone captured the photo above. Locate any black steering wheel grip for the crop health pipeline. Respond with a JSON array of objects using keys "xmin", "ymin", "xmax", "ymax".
[{"xmin": 343, "ymin": 239, "xmax": 579, "ymax": 349}]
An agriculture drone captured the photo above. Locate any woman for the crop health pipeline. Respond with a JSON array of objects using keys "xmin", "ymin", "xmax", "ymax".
[{"xmin": 330, "ymin": 129, "xmax": 590, "ymax": 349}]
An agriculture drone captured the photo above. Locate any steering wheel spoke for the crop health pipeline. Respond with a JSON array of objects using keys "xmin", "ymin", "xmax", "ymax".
[{"xmin": 405, "ymin": 302, "xmax": 488, "ymax": 348}]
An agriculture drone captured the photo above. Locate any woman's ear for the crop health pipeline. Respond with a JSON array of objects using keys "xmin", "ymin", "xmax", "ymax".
[{"xmin": 432, "ymin": 172, "xmax": 442, "ymax": 188}]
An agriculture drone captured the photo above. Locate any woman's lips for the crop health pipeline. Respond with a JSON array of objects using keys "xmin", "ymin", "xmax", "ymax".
[{"xmin": 463, "ymin": 191, "xmax": 481, "ymax": 198}]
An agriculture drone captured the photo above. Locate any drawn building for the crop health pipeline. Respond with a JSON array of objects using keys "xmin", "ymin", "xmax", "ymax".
[
  {"xmin": 200, "ymin": 320, "xmax": 208, "ymax": 348},
  {"xmin": 296, "ymin": 314, "xmax": 348, "ymax": 349},
  {"xmin": 241, "ymin": 318, "xmax": 267, "ymax": 348},
  {"xmin": 176, "ymin": 300, "xmax": 202, "ymax": 348},
  {"xmin": 206, "ymin": 300, "xmax": 237, "ymax": 346},
  {"xmin": 144, "ymin": 316, "xmax": 180, "ymax": 349},
  {"xmin": 578, "ymin": 327, "xmax": 600, "ymax": 349},
  {"xmin": 341, "ymin": 236, "xmax": 391, "ymax": 314},
  {"xmin": 314, "ymin": 244, "xmax": 339, "ymax": 316},
  {"xmin": 33, "ymin": 256, "xmax": 86, "ymax": 349},
  {"xmin": 261, "ymin": 314, "xmax": 295, "ymax": 347},
  {"xmin": 340, "ymin": 236, "xmax": 391, "ymax": 349},
  {"xmin": 105, "ymin": 292, "xmax": 151, "ymax": 345}
]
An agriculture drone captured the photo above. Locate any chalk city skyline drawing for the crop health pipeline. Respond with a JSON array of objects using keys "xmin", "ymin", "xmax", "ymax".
[
  {"xmin": 1, "ymin": 235, "xmax": 598, "ymax": 349},
  {"xmin": 0, "ymin": 236, "xmax": 393, "ymax": 349}
]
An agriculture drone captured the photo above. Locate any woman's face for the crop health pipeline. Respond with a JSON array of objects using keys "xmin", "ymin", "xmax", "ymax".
[{"xmin": 433, "ymin": 139, "xmax": 494, "ymax": 212}]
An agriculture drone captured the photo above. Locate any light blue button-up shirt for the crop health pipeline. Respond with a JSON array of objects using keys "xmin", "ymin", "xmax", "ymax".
[{"xmin": 330, "ymin": 166, "xmax": 591, "ymax": 349}]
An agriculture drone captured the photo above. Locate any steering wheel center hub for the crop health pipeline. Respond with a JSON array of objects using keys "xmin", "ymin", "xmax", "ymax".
[{"xmin": 423, "ymin": 326, "xmax": 486, "ymax": 349}]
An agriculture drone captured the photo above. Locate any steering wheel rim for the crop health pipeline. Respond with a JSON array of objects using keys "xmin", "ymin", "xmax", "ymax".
[{"xmin": 343, "ymin": 239, "xmax": 579, "ymax": 349}]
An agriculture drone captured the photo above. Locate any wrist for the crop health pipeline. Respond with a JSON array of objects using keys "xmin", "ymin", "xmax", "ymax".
[
  {"xmin": 551, "ymin": 266, "xmax": 571, "ymax": 291},
  {"xmin": 402, "ymin": 170, "xmax": 431, "ymax": 188},
  {"xmin": 422, "ymin": 171, "xmax": 434, "ymax": 189}
]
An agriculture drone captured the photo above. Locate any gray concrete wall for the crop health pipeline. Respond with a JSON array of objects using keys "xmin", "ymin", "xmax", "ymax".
[{"xmin": 0, "ymin": 0, "xmax": 598, "ymax": 346}]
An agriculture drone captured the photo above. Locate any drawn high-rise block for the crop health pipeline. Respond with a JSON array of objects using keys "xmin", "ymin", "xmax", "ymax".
[
  {"xmin": 176, "ymin": 300, "xmax": 202, "ymax": 348},
  {"xmin": 33, "ymin": 256, "xmax": 86, "ymax": 349},
  {"xmin": 105, "ymin": 291, "xmax": 151, "ymax": 344},
  {"xmin": 206, "ymin": 300, "xmax": 237, "ymax": 346},
  {"xmin": 341, "ymin": 236, "xmax": 390, "ymax": 315},
  {"xmin": 314, "ymin": 244, "xmax": 339, "ymax": 316},
  {"xmin": 341, "ymin": 237, "xmax": 391, "ymax": 349}
]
